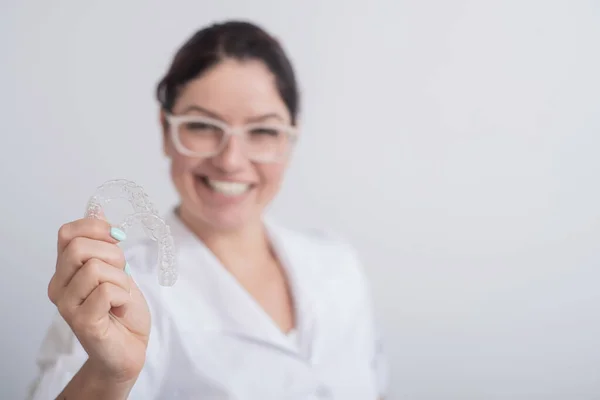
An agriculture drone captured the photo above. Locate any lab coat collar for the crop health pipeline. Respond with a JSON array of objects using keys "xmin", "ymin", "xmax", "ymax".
[{"xmin": 162, "ymin": 209, "xmax": 318, "ymax": 361}]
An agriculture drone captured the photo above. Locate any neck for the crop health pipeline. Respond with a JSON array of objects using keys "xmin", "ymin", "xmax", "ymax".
[{"xmin": 177, "ymin": 206, "xmax": 273, "ymax": 274}]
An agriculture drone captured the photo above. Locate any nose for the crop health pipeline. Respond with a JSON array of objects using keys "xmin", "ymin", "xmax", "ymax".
[{"xmin": 210, "ymin": 135, "xmax": 248, "ymax": 172}]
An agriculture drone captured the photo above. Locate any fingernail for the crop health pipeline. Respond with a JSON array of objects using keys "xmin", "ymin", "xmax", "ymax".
[
  {"xmin": 110, "ymin": 227, "xmax": 127, "ymax": 241},
  {"xmin": 124, "ymin": 262, "xmax": 132, "ymax": 276}
]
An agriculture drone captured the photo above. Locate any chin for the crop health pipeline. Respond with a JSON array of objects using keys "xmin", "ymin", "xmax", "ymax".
[
  {"xmin": 202, "ymin": 209, "xmax": 256, "ymax": 232},
  {"xmin": 180, "ymin": 201, "xmax": 259, "ymax": 233}
]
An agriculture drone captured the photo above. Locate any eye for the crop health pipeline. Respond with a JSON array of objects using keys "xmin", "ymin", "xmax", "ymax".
[
  {"xmin": 184, "ymin": 121, "xmax": 218, "ymax": 131},
  {"xmin": 249, "ymin": 127, "xmax": 281, "ymax": 137}
]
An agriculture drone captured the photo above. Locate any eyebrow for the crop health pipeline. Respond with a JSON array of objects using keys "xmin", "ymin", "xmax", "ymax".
[
  {"xmin": 179, "ymin": 105, "xmax": 224, "ymax": 120},
  {"xmin": 246, "ymin": 113, "xmax": 285, "ymax": 123},
  {"xmin": 179, "ymin": 105, "xmax": 286, "ymax": 124}
]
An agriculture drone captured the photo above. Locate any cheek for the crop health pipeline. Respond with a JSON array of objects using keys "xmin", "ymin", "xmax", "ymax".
[
  {"xmin": 169, "ymin": 153, "xmax": 197, "ymax": 186},
  {"xmin": 256, "ymin": 163, "xmax": 286, "ymax": 199}
]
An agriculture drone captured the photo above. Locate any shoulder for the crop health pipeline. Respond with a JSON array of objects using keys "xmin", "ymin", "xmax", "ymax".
[{"xmin": 272, "ymin": 220, "xmax": 362, "ymax": 262}]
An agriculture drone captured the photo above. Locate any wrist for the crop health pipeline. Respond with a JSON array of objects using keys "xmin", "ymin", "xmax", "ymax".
[
  {"xmin": 83, "ymin": 359, "xmax": 138, "ymax": 399},
  {"xmin": 57, "ymin": 360, "xmax": 139, "ymax": 400},
  {"xmin": 85, "ymin": 357, "xmax": 142, "ymax": 386}
]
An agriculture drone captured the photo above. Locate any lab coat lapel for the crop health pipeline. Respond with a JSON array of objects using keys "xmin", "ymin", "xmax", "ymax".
[
  {"xmin": 162, "ymin": 212, "xmax": 302, "ymax": 355},
  {"xmin": 264, "ymin": 218, "xmax": 321, "ymax": 363}
]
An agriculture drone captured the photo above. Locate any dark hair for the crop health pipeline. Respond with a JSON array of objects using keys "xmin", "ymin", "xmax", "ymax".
[{"xmin": 156, "ymin": 20, "xmax": 300, "ymax": 125}]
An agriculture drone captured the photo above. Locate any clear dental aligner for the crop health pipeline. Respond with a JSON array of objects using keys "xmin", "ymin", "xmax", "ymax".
[{"xmin": 84, "ymin": 179, "xmax": 177, "ymax": 287}]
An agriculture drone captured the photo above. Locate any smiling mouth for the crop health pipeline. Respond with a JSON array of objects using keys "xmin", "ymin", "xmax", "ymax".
[{"xmin": 196, "ymin": 176, "xmax": 253, "ymax": 197}]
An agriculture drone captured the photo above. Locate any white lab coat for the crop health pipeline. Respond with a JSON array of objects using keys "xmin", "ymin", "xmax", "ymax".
[{"xmin": 27, "ymin": 211, "xmax": 389, "ymax": 399}]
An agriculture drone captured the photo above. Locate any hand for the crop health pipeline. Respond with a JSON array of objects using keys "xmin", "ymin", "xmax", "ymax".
[{"xmin": 48, "ymin": 216, "xmax": 151, "ymax": 384}]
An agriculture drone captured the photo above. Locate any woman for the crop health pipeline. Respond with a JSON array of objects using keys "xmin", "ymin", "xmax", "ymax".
[{"xmin": 29, "ymin": 20, "xmax": 388, "ymax": 400}]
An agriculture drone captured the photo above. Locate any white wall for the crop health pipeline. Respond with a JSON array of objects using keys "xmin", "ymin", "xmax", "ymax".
[{"xmin": 2, "ymin": 0, "xmax": 599, "ymax": 398}]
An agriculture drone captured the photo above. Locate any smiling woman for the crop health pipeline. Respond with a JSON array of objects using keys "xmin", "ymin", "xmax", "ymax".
[
  {"xmin": 161, "ymin": 58, "xmax": 295, "ymax": 231},
  {"xmin": 28, "ymin": 20, "xmax": 389, "ymax": 400}
]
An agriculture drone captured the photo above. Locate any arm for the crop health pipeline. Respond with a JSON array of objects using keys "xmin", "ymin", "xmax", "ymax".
[
  {"xmin": 372, "ymin": 322, "xmax": 389, "ymax": 400},
  {"xmin": 26, "ymin": 313, "xmax": 86, "ymax": 400},
  {"xmin": 331, "ymin": 235, "xmax": 391, "ymax": 399},
  {"xmin": 28, "ymin": 286, "xmax": 167, "ymax": 400},
  {"xmin": 369, "ymin": 309, "xmax": 390, "ymax": 399},
  {"xmin": 27, "ymin": 313, "xmax": 135, "ymax": 400},
  {"xmin": 347, "ymin": 247, "xmax": 390, "ymax": 399},
  {"xmin": 31, "ymin": 221, "xmax": 168, "ymax": 400},
  {"xmin": 27, "ymin": 312, "xmax": 157, "ymax": 400},
  {"xmin": 53, "ymin": 359, "xmax": 137, "ymax": 400}
]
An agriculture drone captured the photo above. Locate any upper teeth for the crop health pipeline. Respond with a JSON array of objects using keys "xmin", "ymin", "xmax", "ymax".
[{"xmin": 207, "ymin": 179, "xmax": 250, "ymax": 196}]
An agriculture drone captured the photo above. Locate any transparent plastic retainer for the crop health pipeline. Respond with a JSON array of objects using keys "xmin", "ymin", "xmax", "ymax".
[{"xmin": 84, "ymin": 179, "xmax": 177, "ymax": 287}]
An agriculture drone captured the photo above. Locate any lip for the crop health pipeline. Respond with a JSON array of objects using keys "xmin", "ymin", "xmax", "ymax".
[
  {"xmin": 193, "ymin": 175, "xmax": 255, "ymax": 205},
  {"xmin": 195, "ymin": 174, "xmax": 256, "ymax": 185}
]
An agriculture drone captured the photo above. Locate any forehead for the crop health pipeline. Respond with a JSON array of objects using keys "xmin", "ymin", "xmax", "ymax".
[{"xmin": 173, "ymin": 59, "xmax": 290, "ymax": 123}]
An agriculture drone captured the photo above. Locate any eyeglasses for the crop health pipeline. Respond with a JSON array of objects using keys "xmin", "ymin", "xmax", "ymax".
[{"xmin": 164, "ymin": 113, "xmax": 299, "ymax": 163}]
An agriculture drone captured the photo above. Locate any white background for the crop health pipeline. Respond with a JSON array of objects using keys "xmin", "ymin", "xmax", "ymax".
[{"xmin": 1, "ymin": 1, "xmax": 600, "ymax": 398}]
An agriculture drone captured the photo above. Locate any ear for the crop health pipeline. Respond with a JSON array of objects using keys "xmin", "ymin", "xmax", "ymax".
[
  {"xmin": 293, "ymin": 114, "xmax": 302, "ymax": 136},
  {"xmin": 291, "ymin": 117, "xmax": 302, "ymax": 148},
  {"xmin": 159, "ymin": 108, "xmax": 171, "ymax": 157}
]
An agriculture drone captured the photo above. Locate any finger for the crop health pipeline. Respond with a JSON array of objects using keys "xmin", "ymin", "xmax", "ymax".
[
  {"xmin": 49, "ymin": 238, "xmax": 126, "ymax": 302},
  {"xmin": 77, "ymin": 282, "xmax": 131, "ymax": 326},
  {"xmin": 57, "ymin": 217, "xmax": 124, "ymax": 254},
  {"xmin": 61, "ymin": 258, "xmax": 130, "ymax": 309}
]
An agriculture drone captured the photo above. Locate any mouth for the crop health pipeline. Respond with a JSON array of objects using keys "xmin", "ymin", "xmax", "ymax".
[{"xmin": 196, "ymin": 176, "xmax": 253, "ymax": 197}]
